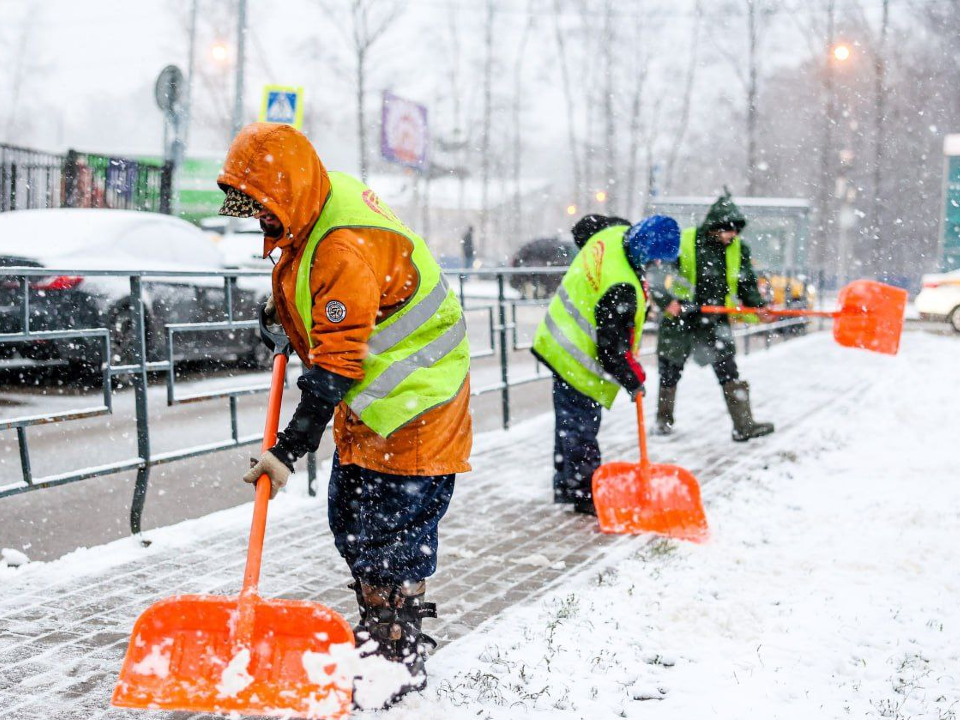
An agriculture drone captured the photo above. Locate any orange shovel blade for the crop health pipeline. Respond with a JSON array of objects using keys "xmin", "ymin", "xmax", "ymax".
[
  {"xmin": 112, "ymin": 594, "xmax": 355, "ymax": 719},
  {"xmin": 834, "ymin": 279, "xmax": 908, "ymax": 355},
  {"xmin": 593, "ymin": 461, "xmax": 709, "ymax": 542}
]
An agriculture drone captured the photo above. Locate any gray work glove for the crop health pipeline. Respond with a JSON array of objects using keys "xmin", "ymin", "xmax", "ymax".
[
  {"xmin": 242, "ymin": 450, "xmax": 290, "ymax": 499},
  {"xmin": 263, "ymin": 294, "xmax": 277, "ymax": 324}
]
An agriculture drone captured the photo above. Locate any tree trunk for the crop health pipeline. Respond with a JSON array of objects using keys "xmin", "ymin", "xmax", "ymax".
[
  {"xmin": 479, "ymin": 0, "xmax": 495, "ymax": 256},
  {"xmin": 601, "ymin": 0, "xmax": 617, "ymax": 211},
  {"xmin": 552, "ymin": 0, "xmax": 583, "ymax": 209},
  {"xmin": 357, "ymin": 48, "xmax": 368, "ymax": 182},
  {"xmin": 512, "ymin": 7, "xmax": 534, "ymax": 243},
  {"xmin": 663, "ymin": 0, "xmax": 702, "ymax": 195},
  {"xmin": 871, "ymin": 0, "xmax": 890, "ymax": 277},
  {"xmin": 745, "ymin": 0, "xmax": 760, "ymax": 195},
  {"xmin": 816, "ymin": 0, "xmax": 837, "ymax": 274}
]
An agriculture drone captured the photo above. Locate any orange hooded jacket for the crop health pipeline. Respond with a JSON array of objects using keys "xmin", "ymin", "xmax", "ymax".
[{"xmin": 218, "ymin": 124, "xmax": 472, "ymax": 476}]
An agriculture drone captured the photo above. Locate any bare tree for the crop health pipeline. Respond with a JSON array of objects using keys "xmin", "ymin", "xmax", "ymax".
[
  {"xmin": 479, "ymin": 0, "xmax": 498, "ymax": 252},
  {"xmin": 711, "ymin": 0, "xmax": 778, "ymax": 195},
  {"xmin": 663, "ymin": 0, "xmax": 704, "ymax": 195},
  {"xmin": 443, "ymin": 0, "xmax": 468, "ymax": 217},
  {"xmin": 317, "ymin": 0, "xmax": 406, "ymax": 181},
  {"xmin": 870, "ymin": 0, "xmax": 890, "ymax": 275},
  {"xmin": 600, "ymin": 0, "xmax": 619, "ymax": 211},
  {"xmin": 2, "ymin": 8, "xmax": 45, "ymax": 143},
  {"xmin": 623, "ymin": 0, "xmax": 652, "ymax": 217},
  {"xmin": 512, "ymin": 2, "xmax": 537, "ymax": 239},
  {"xmin": 552, "ymin": 0, "xmax": 584, "ymax": 208},
  {"xmin": 788, "ymin": 0, "xmax": 839, "ymax": 270}
]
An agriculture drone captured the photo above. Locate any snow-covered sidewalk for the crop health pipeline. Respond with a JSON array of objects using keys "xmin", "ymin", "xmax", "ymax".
[
  {"xmin": 395, "ymin": 331, "xmax": 960, "ymax": 720},
  {"xmin": 0, "ymin": 330, "xmax": 956, "ymax": 719}
]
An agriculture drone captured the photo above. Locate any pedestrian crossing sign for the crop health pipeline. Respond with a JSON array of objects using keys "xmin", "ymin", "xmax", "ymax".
[{"xmin": 259, "ymin": 85, "xmax": 304, "ymax": 130}]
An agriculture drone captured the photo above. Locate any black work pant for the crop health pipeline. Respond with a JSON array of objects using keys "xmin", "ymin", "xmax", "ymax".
[
  {"xmin": 658, "ymin": 354, "xmax": 740, "ymax": 389},
  {"xmin": 552, "ymin": 377, "xmax": 602, "ymax": 504},
  {"xmin": 328, "ymin": 452, "xmax": 455, "ymax": 585}
]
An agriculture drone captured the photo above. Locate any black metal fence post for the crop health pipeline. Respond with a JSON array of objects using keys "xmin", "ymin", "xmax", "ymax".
[
  {"xmin": 128, "ymin": 276, "xmax": 153, "ymax": 537},
  {"xmin": 8, "ymin": 163, "xmax": 16, "ymax": 210},
  {"xmin": 497, "ymin": 273, "xmax": 511, "ymax": 429},
  {"xmin": 159, "ymin": 161, "xmax": 174, "ymax": 215},
  {"xmin": 817, "ymin": 269, "xmax": 826, "ymax": 332},
  {"xmin": 62, "ymin": 150, "xmax": 79, "ymax": 208}
]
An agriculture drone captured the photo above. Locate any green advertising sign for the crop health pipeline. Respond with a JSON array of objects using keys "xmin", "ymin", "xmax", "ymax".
[
  {"xmin": 942, "ymin": 153, "xmax": 960, "ymax": 272},
  {"xmin": 137, "ymin": 155, "xmax": 225, "ymax": 225},
  {"xmin": 177, "ymin": 156, "xmax": 226, "ymax": 225}
]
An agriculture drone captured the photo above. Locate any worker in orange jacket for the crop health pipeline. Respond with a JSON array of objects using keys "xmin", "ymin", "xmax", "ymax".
[{"xmin": 217, "ymin": 123, "xmax": 472, "ymax": 704}]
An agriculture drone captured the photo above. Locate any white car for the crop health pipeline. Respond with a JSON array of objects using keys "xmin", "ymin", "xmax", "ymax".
[
  {"xmin": 915, "ymin": 269, "xmax": 960, "ymax": 332},
  {"xmin": 0, "ymin": 208, "xmax": 268, "ymax": 368},
  {"xmin": 200, "ymin": 216, "xmax": 277, "ymax": 271}
]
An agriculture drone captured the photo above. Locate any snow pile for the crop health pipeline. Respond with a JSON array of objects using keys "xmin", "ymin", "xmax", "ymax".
[
  {"xmin": 386, "ymin": 333, "xmax": 960, "ymax": 719},
  {"xmin": 216, "ymin": 648, "xmax": 254, "ymax": 697},
  {"xmin": 0, "ymin": 547, "xmax": 30, "ymax": 578},
  {"xmin": 1, "ymin": 547, "xmax": 29, "ymax": 567},
  {"xmin": 130, "ymin": 640, "xmax": 172, "ymax": 679},
  {"xmin": 303, "ymin": 641, "xmax": 414, "ymax": 711}
]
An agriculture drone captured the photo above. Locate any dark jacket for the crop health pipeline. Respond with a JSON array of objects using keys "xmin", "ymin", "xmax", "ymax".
[
  {"xmin": 652, "ymin": 193, "xmax": 765, "ymax": 367},
  {"xmin": 650, "ymin": 229, "xmax": 765, "ymax": 312}
]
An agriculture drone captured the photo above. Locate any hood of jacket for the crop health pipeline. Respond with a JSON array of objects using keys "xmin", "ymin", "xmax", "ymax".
[
  {"xmin": 701, "ymin": 190, "xmax": 747, "ymax": 234},
  {"xmin": 217, "ymin": 123, "xmax": 330, "ymax": 257}
]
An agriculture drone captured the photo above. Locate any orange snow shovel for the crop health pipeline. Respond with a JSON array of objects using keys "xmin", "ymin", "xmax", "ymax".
[
  {"xmin": 593, "ymin": 395, "xmax": 709, "ymax": 543},
  {"xmin": 701, "ymin": 279, "xmax": 908, "ymax": 356},
  {"xmin": 113, "ymin": 319, "xmax": 354, "ymax": 718}
]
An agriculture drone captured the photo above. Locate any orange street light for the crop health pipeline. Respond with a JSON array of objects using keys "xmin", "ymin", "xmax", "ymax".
[
  {"xmin": 566, "ymin": 204, "xmax": 578, "ymax": 215},
  {"xmin": 211, "ymin": 42, "xmax": 230, "ymax": 63},
  {"xmin": 832, "ymin": 43, "xmax": 851, "ymax": 62},
  {"xmin": 595, "ymin": 190, "xmax": 607, "ymax": 203}
]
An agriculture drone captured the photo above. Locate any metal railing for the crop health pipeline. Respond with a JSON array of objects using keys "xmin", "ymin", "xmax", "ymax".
[
  {"xmin": 0, "ymin": 265, "xmax": 819, "ymax": 536},
  {"xmin": 0, "ymin": 143, "xmax": 172, "ymax": 214}
]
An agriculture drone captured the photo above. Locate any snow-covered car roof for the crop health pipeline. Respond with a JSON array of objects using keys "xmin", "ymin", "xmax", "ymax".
[{"xmin": 0, "ymin": 208, "xmax": 224, "ymax": 270}]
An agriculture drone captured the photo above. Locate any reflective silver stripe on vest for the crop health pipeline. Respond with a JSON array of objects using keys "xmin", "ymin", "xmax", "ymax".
[
  {"xmin": 349, "ymin": 316, "xmax": 467, "ymax": 415},
  {"xmin": 367, "ymin": 275, "xmax": 452, "ymax": 355},
  {"xmin": 544, "ymin": 313, "xmax": 609, "ymax": 381},
  {"xmin": 557, "ymin": 285, "xmax": 597, "ymax": 342}
]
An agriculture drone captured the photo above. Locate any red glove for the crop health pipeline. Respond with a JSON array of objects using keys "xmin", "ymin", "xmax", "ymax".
[{"xmin": 625, "ymin": 327, "xmax": 646, "ymax": 400}]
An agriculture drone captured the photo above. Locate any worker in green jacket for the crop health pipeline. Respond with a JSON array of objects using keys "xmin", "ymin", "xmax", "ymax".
[{"xmin": 650, "ymin": 191, "xmax": 775, "ymax": 442}]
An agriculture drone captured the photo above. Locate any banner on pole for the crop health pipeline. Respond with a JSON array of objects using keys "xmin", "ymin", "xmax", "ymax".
[
  {"xmin": 259, "ymin": 86, "xmax": 304, "ymax": 130},
  {"xmin": 380, "ymin": 92, "xmax": 429, "ymax": 171}
]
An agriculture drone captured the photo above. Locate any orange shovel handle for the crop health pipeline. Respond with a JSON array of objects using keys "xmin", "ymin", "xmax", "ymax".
[
  {"xmin": 700, "ymin": 305, "xmax": 838, "ymax": 319},
  {"xmin": 241, "ymin": 352, "xmax": 289, "ymax": 597},
  {"xmin": 635, "ymin": 395, "xmax": 651, "ymax": 482}
]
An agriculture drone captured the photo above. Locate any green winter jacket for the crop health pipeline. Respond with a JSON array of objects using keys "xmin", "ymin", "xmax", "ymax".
[{"xmin": 652, "ymin": 194, "xmax": 765, "ymax": 367}]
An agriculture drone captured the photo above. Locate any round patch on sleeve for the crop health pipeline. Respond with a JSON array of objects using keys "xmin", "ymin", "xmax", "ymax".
[{"xmin": 325, "ymin": 300, "xmax": 347, "ymax": 324}]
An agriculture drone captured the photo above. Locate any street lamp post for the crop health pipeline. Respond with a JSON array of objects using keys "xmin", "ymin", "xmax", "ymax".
[
  {"xmin": 184, "ymin": 0, "xmax": 198, "ymax": 150},
  {"xmin": 231, "ymin": 0, "xmax": 247, "ymax": 141}
]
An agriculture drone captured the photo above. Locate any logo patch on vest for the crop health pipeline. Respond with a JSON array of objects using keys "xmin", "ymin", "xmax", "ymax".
[
  {"xmin": 362, "ymin": 189, "xmax": 401, "ymax": 224},
  {"xmin": 582, "ymin": 239, "xmax": 605, "ymax": 291},
  {"xmin": 325, "ymin": 300, "xmax": 347, "ymax": 324}
]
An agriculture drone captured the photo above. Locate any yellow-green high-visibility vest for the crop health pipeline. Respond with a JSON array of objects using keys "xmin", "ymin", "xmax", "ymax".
[
  {"xmin": 532, "ymin": 225, "xmax": 646, "ymax": 408},
  {"xmin": 295, "ymin": 172, "xmax": 470, "ymax": 438},
  {"xmin": 671, "ymin": 227, "xmax": 757, "ymax": 322}
]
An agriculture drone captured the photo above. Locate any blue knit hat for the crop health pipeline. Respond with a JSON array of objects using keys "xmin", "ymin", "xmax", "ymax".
[{"xmin": 625, "ymin": 215, "xmax": 681, "ymax": 266}]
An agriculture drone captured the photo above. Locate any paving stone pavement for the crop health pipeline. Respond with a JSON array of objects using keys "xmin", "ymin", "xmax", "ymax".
[{"xmin": 0, "ymin": 335, "xmax": 873, "ymax": 720}]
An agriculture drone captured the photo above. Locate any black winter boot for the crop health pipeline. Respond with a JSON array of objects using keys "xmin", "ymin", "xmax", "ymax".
[
  {"xmin": 722, "ymin": 380, "xmax": 775, "ymax": 442},
  {"xmin": 572, "ymin": 496, "xmax": 597, "ymax": 515},
  {"xmin": 655, "ymin": 385, "xmax": 677, "ymax": 435},
  {"xmin": 350, "ymin": 580, "xmax": 438, "ymax": 706}
]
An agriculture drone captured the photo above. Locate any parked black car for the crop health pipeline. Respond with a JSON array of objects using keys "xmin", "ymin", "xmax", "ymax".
[
  {"xmin": 509, "ymin": 237, "xmax": 577, "ymax": 299},
  {"xmin": 0, "ymin": 209, "xmax": 271, "ymax": 372}
]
